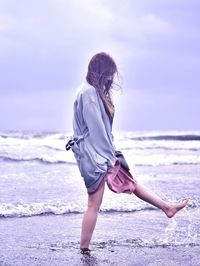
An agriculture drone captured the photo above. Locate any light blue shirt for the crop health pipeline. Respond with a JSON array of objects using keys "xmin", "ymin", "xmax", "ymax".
[{"xmin": 71, "ymin": 83, "xmax": 116, "ymax": 193}]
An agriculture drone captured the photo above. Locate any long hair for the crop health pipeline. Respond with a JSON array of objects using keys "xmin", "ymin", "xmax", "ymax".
[{"xmin": 86, "ymin": 52, "xmax": 118, "ymax": 120}]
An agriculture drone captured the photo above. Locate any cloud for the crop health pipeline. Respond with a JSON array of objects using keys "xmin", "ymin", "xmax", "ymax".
[
  {"xmin": 0, "ymin": 0, "xmax": 114, "ymax": 54},
  {"xmin": 0, "ymin": 0, "xmax": 120, "ymax": 92},
  {"xmin": 0, "ymin": 0, "xmax": 199, "ymax": 130}
]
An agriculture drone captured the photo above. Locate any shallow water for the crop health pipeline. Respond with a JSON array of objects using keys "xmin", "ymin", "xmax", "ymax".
[
  {"xmin": 0, "ymin": 211, "xmax": 199, "ymax": 265},
  {"xmin": 0, "ymin": 131, "xmax": 200, "ymax": 265}
]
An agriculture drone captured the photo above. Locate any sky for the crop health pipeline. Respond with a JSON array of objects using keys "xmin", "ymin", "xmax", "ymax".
[{"xmin": 0, "ymin": 0, "xmax": 199, "ymax": 132}]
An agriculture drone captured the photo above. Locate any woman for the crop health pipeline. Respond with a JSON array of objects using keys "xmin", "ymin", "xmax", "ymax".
[{"xmin": 67, "ymin": 52, "xmax": 188, "ymax": 254}]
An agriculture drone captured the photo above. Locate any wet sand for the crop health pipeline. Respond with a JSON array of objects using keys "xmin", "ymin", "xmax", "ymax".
[
  {"xmin": 1, "ymin": 208, "xmax": 199, "ymax": 266},
  {"xmin": 1, "ymin": 164, "xmax": 199, "ymax": 265}
]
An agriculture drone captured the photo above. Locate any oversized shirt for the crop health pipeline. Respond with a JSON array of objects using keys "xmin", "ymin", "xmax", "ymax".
[{"xmin": 71, "ymin": 83, "xmax": 116, "ymax": 193}]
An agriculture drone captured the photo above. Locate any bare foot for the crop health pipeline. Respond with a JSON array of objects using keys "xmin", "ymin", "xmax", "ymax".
[{"xmin": 164, "ymin": 199, "xmax": 189, "ymax": 218}]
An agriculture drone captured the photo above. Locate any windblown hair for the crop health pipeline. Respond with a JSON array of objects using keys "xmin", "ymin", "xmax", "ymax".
[{"xmin": 86, "ymin": 52, "xmax": 118, "ymax": 121}]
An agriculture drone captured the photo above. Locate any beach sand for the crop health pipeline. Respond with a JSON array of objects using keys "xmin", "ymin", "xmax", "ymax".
[
  {"xmin": 1, "ymin": 208, "xmax": 199, "ymax": 266},
  {"xmin": 1, "ymin": 164, "xmax": 199, "ymax": 266}
]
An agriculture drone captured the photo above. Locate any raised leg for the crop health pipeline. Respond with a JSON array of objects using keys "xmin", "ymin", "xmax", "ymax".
[
  {"xmin": 133, "ymin": 183, "xmax": 188, "ymax": 218},
  {"xmin": 80, "ymin": 180, "xmax": 105, "ymax": 249}
]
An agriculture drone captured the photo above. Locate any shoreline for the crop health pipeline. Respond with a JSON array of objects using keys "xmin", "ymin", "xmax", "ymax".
[
  {"xmin": 1, "ymin": 163, "xmax": 199, "ymax": 265},
  {"xmin": 1, "ymin": 208, "xmax": 199, "ymax": 266}
]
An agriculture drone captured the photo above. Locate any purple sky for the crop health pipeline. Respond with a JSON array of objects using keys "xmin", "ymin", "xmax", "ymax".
[{"xmin": 0, "ymin": 0, "xmax": 199, "ymax": 132}]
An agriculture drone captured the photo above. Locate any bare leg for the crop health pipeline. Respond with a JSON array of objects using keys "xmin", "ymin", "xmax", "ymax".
[
  {"xmin": 80, "ymin": 180, "xmax": 105, "ymax": 249},
  {"xmin": 133, "ymin": 183, "xmax": 188, "ymax": 218}
]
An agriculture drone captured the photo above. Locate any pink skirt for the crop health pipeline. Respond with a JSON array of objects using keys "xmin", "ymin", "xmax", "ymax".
[
  {"xmin": 89, "ymin": 159, "xmax": 137, "ymax": 195},
  {"xmin": 105, "ymin": 159, "xmax": 137, "ymax": 194}
]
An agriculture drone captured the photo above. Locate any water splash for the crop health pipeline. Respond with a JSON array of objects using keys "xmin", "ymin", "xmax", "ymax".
[
  {"xmin": 184, "ymin": 208, "xmax": 200, "ymax": 243},
  {"xmin": 163, "ymin": 217, "xmax": 177, "ymax": 245},
  {"xmin": 162, "ymin": 207, "xmax": 200, "ymax": 247}
]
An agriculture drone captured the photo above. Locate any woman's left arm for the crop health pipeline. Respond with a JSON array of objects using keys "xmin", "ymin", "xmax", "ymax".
[{"xmin": 83, "ymin": 100, "xmax": 116, "ymax": 167}]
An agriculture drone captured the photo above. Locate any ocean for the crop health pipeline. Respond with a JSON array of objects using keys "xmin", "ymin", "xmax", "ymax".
[{"xmin": 0, "ymin": 130, "xmax": 200, "ymax": 265}]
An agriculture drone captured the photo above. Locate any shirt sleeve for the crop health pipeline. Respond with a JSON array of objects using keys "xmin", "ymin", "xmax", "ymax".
[{"xmin": 83, "ymin": 100, "xmax": 115, "ymax": 167}]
